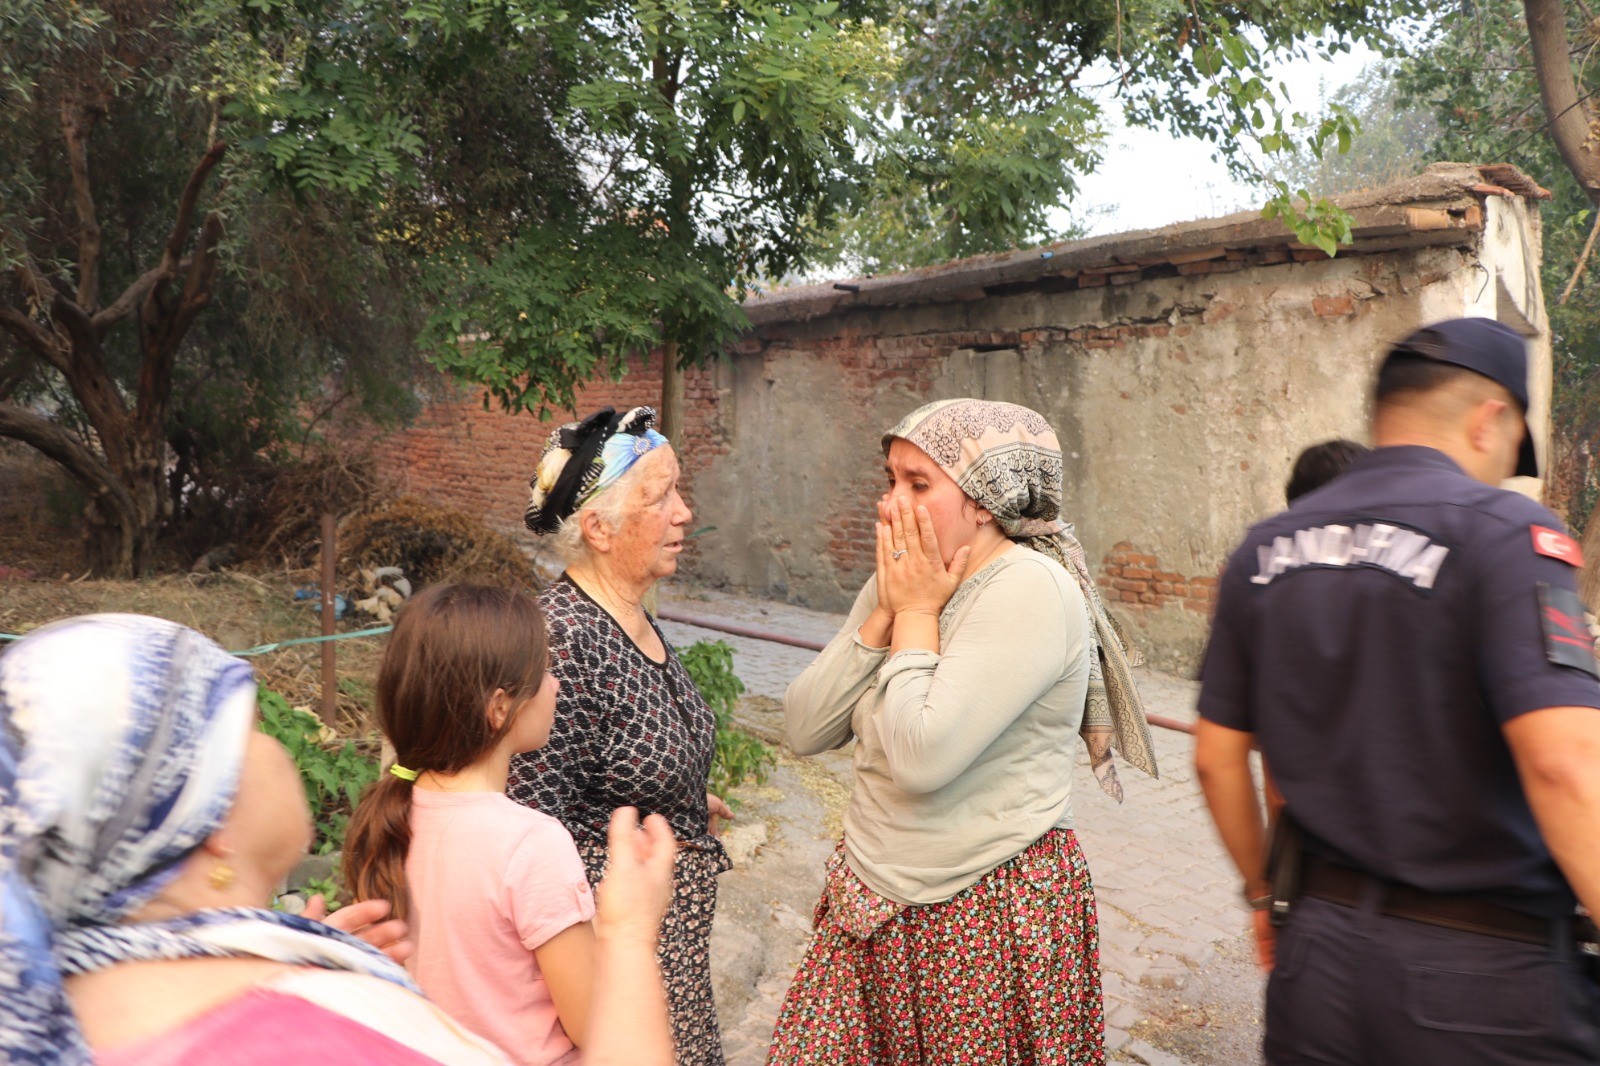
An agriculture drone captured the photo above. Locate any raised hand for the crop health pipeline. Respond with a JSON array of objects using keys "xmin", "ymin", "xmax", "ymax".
[
  {"xmin": 877, "ymin": 494, "xmax": 972, "ymax": 622},
  {"xmin": 596, "ymin": 806, "xmax": 676, "ymax": 947},
  {"xmin": 306, "ymin": 895, "xmax": 414, "ymax": 966}
]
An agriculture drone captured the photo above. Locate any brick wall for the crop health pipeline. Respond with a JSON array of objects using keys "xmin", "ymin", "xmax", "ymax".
[
  {"xmin": 795, "ymin": 325, "xmax": 1065, "ymax": 593},
  {"xmin": 1097, "ymin": 541, "xmax": 1220, "ymax": 618},
  {"xmin": 344, "ymin": 232, "xmax": 1526, "ymax": 673}
]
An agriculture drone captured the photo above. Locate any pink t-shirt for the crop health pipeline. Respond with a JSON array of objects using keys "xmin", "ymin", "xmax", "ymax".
[{"xmin": 406, "ymin": 790, "xmax": 595, "ymax": 1066}]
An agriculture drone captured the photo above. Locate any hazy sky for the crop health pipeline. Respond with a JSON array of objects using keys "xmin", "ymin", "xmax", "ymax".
[{"xmin": 1072, "ymin": 41, "xmax": 1381, "ymax": 236}]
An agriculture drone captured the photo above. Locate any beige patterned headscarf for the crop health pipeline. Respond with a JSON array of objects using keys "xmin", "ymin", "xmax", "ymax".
[{"xmin": 883, "ymin": 398, "xmax": 1159, "ymax": 801}]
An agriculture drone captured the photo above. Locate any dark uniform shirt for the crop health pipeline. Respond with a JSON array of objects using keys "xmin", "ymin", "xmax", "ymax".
[{"xmin": 1199, "ymin": 446, "xmax": 1600, "ymax": 916}]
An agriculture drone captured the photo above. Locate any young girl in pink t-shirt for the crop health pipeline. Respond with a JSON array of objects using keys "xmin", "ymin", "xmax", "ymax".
[{"xmin": 343, "ymin": 584, "xmax": 674, "ymax": 1066}]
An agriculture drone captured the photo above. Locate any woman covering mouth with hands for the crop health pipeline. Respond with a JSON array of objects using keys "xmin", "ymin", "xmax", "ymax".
[{"xmin": 769, "ymin": 398, "xmax": 1159, "ymax": 1066}]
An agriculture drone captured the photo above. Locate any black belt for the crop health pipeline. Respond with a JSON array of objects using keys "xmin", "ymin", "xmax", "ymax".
[{"xmin": 1301, "ymin": 856, "xmax": 1555, "ymax": 946}]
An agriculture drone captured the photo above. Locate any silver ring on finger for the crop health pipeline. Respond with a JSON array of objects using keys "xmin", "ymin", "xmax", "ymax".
[{"xmin": 892, "ymin": 549, "xmax": 908, "ymax": 560}]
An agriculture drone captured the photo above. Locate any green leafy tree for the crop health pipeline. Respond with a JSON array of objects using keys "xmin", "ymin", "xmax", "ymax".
[
  {"xmin": 0, "ymin": 1, "xmax": 425, "ymax": 574},
  {"xmin": 808, "ymin": 1, "xmax": 1433, "ymax": 271},
  {"xmin": 1271, "ymin": 61, "xmax": 1439, "ymax": 197},
  {"xmin": 326, "ymin": 0, "xmax": 1436, "ymax": 407}
]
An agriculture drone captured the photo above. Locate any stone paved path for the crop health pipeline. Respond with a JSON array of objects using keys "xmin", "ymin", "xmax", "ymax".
[{"xmin": 658, "ymin": 583, "xmax": 1263, "ymax": 1066}]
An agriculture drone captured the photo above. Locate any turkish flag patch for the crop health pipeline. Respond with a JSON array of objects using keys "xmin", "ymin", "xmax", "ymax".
[
  {"xmin": 1531, "ymin": 525, "xmax": 1584, "ymax": 568},
  {"xmin": 1539, "ymin": 584, "xmax": 1599, "ymax": 678}
]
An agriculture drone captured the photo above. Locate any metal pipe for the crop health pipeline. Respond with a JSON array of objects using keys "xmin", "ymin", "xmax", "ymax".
[
  {"xmin": 655, "ymin": 607, "xmax": 828, "ymax": 652},
  {"xmin": 655, "ymin": 606, "xmax": 1197, "ymax": 735},
  {"xmin": 1145, "ymin": 713, "xmax": 1196, "ymax": 736}
]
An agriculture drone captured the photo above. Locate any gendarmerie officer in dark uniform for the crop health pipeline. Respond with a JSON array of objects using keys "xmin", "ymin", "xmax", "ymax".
[{"xmin": 1195, "ymin": 317, "xmax": 1600, "ymax": 1065}]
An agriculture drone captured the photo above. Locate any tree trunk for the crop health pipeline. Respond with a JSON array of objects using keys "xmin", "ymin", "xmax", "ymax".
[
  {"xmin": 659, "ymin": 340, "xmax": 684, "ymax": 445},
  {"xmin": 0, "ymin": 133, "xmax": 222, "ymax": 576},
  {"xmin": 1525, "ymin": 0, "xmax": 1600, "ymax": 208}
]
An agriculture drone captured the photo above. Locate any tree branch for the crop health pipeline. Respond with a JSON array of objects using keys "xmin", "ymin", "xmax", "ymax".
[
  {"xmin": 1525, "ymin": 0, "xmax": 1600, "ymax": 205},
  {"xmin": 92, "ymin": 258, "xmax": 191, "ymax": 333},
  {"xmin": 7, "ymin": 261, "xmax": 131, "ymax": 469},
  {"xmin": 154, "ymin": 141, "xmax": 227, "ymax": 282},
  {"xmin": 175, "ymin": 212, "xmax": 223, "ymax": 325},
  {"xmin": 136, "ymin": 212, "xmax": 223, "ymax": 438},
  {"xmin": 1561, "ymin": 207, "xmax": 1600, "ymax": 304},
  {"xmin": 0, "ymin": 400, "xmax": 134, "ymax": 518},
  {"xmin": 61, "ymin": 95, "xmax": 104, "ymax": 312},
  {"xmin": 0, "ymin": 307, "xmax": 65, "ymax": 369}
]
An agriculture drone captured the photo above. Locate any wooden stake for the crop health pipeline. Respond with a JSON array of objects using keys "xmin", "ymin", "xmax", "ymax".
[{"xmin": 320, "ymin": 512, "xmax": 337, "ymax": 728}]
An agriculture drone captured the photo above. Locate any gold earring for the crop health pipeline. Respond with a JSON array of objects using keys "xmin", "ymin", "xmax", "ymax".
[{"xmin": 209, "ymin": 861, "xmax": 236, "ymax": 891}]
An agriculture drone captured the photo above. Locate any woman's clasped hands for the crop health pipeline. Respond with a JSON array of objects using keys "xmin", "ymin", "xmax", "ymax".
[{"xmin": 873, "ymin": 494, "xmax": 971, "ymax": 651}]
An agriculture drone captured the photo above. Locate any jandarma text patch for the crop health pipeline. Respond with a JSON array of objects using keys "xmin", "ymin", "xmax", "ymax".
[{"xmin": 1251, "ymin": 522, "xmax": 1450, "ymax": 589}]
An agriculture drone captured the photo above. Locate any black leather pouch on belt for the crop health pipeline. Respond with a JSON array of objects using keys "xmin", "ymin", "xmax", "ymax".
[{"xmin": 1264, "ymin": 812, "xmax": 1304, "ymax": 929}]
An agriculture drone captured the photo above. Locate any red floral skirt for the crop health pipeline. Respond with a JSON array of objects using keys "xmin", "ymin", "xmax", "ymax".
[{"xmin": 767, "ymin": 828, "xmax": 1105, "ymax": 1065}]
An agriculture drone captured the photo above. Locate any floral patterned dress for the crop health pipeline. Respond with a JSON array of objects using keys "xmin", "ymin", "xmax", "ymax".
[
  {"xmin": 766, "ymin": 830, "xmax": 1103, "ymax": 1066},
  {"xmin": 508, "ymin": 576, "xmax": 732, "ymax": 1066}
]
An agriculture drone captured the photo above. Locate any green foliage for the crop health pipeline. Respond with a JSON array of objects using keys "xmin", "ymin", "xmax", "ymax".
[
  {"xmin": 679, "ymin": 639, "xmax": 775, "ymax": 803},
  {"xmin": 301, "ymin": 875, "xmax": 342, "ymax": 910},
  {"xmin": 1392, "ymin": 0, "xmax": 1600, "ymax": 528},
  {"xmin": 0, "ymin": 0, "xmax": 428, "ymax": 565},
  {"xmin": 808, "ymin": 0, "xmax": 1434, "ymax": 271},
  {"xmin": 3, "ymin": 0, "xmax": 1482, "ymax": 534},
  {"xmin": 1267, "ymin": 62, "xmax": 1439, "ymax": 198},
  {"xmin": 1261, "ymin": 184, "xmax": 1357, "ymax": 258},
  {"xmin": 257, "ymin": 689, "xmax": 378, "ymax": 854},
  {"xmin": 1110, "ymin": 1, "xmax": 1430, "ymax": 255}
]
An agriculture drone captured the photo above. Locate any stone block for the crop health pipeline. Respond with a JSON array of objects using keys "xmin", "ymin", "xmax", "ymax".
[
  {"xmin": 1123, "ymin": 1038, "xmax": 1196, "ymax": 1066},
  {"xmin": 1138, "ymin": 959, "xmax": 1191, "ymax": 990},
  {"xmin": 1106, "ymin": 998, "xmax": 1144, "ymax": 1030},
  {"xmin": 1138, "ymin": 932, "xmax": 1216, "ymax": 968}
]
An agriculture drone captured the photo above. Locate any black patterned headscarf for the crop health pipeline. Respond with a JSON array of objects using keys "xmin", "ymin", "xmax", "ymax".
[
  {"xmin": 883, "ymin": 398, "xmax": 1159, "ymax": 801},
  {"xmin": 524, "ymin": 406, "xmax": 669, "ymax": 535}
]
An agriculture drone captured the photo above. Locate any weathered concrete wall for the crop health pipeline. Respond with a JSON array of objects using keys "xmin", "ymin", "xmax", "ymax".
[
  {"xmin": 1473, "ymin": 194, "xmax": 1551, "ymax": 497},
  {"xmin": 694, "ymin": 240, "xmax": 1545, "ymax": 673}
]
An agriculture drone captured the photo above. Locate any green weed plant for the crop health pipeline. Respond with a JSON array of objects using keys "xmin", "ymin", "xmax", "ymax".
[
  {"xmin": 257, "ymin": 689, "xmax": 378, "ymax": 854},
  {"xmin": 679, "ymin": 640, "xmax": 775, "ymax": 805}
]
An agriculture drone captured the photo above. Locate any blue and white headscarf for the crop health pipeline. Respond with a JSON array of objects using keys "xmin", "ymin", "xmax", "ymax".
[{"xmin": 0, "ymin": 615, "xmax": 416, "ymax": 1065}]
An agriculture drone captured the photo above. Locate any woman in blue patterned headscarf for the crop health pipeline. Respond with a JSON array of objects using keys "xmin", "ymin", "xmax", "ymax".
[{"xmin": 0, "ymin": 614, "xmax": 512, "ymax": 1066}]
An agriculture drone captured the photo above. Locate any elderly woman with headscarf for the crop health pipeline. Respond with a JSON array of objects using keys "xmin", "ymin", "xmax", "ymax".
[
  {"xmin": 768, "ymin": 399, "xmax": 1159, "ymax": 1066},
  {"xmin": 512, "ymin": 405, "xmax": 734, "ymax": 1066},
  {"xmin": 0, "ymin": 614, "xmax": 514, "ymax": 1066}
]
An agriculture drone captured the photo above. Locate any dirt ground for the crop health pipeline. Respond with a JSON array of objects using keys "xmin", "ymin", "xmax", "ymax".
[
  {"xmin": 1132, "ymin": 934, "xmax": 1266, "ymax": 1064},
  {"xmin": 0, "ymin": 570, "xmax": 389, "ymax": 733}
]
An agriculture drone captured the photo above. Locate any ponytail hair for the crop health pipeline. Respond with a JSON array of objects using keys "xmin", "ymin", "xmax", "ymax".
[{"xmin": 343, "ymin": 583, "xmax": 549, "ymax": 922}]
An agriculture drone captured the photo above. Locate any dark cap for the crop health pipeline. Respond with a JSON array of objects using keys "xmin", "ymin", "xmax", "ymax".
[{"xmin": 1385, "ymin": 318, "xmax": 1539, "ymax": 478}]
